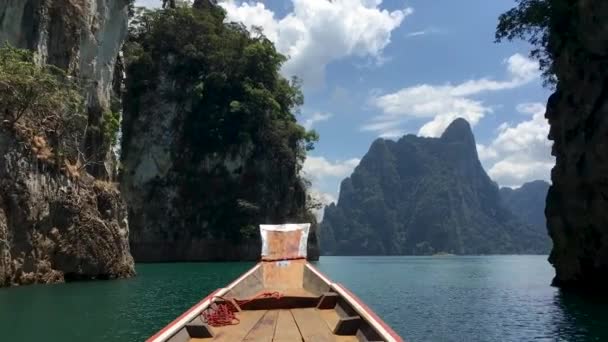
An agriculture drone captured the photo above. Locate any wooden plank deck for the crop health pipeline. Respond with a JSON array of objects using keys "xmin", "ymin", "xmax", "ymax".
[
  {"xmin": 243, "ymin": 310, "xmax": 279, "ymax": 342},
  {"xmin": 290, "ymin": 308, "xmax": 334, "ymax": 342},
  {"xmin": 273, "ymin": 310, "xmax": 301, "ymax": 341},
  {"xmin": 190, "ymin": 307, "xmax": 358, "ymax": 342},
  {"xmin": 206, "ymin": 310, "xmax": 267, "ymax": 342}
]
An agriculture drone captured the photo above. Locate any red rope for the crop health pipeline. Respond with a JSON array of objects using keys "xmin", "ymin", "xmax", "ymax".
[
  {"xmin": 234, "ymin": 291, "xmax": 282, "ymax": 307},
  {"xmin": 261, "ymin": 256, "xmax": 306, "ymax": 262},
  {"xmin": 201, "ymin": 301, "xmax": 239, "ymax": 327},
  {"xmin": 201, "ymin": 292, "xmax": 282, "ymax": 327}
]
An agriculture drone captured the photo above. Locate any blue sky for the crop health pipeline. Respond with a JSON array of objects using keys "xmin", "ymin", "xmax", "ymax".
[{"xmin": 135, "ymin": 0, "xmax": 555, "ymax": 210}]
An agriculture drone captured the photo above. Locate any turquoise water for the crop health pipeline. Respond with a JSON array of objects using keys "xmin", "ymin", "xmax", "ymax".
[{"xmin": 0, "ymin": 256, "xmax": 607, "ymax": 341}]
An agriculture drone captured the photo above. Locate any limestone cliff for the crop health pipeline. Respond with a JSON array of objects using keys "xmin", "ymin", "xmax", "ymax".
[
  {"xmin": 0, "ymin": 127, "xmax": 134, "ymax": 287},
  {"xmin": 120, "ymin": 4, "xmax": 319, "ymax": 261},
  {"xmin": 321, "ymin": 119, "xmax": 550, "ymax": 255},
  {"xmin": 0, "ymin": 0, "xmax": 134, "ymax": 287},
  {"xmin": 545, "ymin": 0, "xmax": 608, "ymax": 291},
  {"xmin": 0, "ymin": 0, "xmax": 129, "ymax": 177}
]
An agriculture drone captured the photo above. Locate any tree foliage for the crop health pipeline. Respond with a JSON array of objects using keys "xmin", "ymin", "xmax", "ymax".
[
  {"xmin": 122, "ymin": 4, "xmax": 318, "ymax": 241},
  {"xmin": 102, "ymin": 110, "xmax": 121, "ymax": 148},
  {"xmin": 496, "ymin": 0, "xmax": 578, "ymax": 87},
  {"xmin": 124, "ymin": 5, "xmax": 316, "ymax": 168},
  {"xmin": 0, "ymin": 44, "xmax": 87, "ymax": 166}
]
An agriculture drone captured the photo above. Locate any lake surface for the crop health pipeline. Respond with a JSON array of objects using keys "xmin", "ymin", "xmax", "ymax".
[{"xmin": 1, "ymin": 256, "xmax": 607, "ymax": 341}]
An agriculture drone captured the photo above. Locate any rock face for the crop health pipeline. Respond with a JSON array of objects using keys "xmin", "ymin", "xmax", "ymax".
[
  {"xmin": 0, "ymin": 0, "xmax": 134, "ymax": 287},
  {"xmin": 0, "ymin": 128, "xmax": 134, "ymax": 287},
  {"xmin": 0, "ymin": 0, "xmax": 129, "ymax": 177},
  {"xmin": 500, "ymin": 180, "xmax": 551, "ymax": 235},
  {"xmin": 120, "ymin": 75, "xmax": 320, "ymax": 261},
  {"xmin": 321, "ymin": 118, "xmax": 550, "ymax": 255},
  {"xmin": 120, "ymin": 4, "xmax": 319, "ymax": 262},
  {"xmin": 545, "ymin": 0, "xmax": 608, "ymax": 291}
]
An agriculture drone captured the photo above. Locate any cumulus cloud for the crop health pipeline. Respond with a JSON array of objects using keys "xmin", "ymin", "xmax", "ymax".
[
  {"xmin": 219, "ymin": 0, "xmax": 411, "ymax": 86},
  {"xmin": 302, "ymin": 112, "xmax": 333, "ymax": 130},
  {"xmin": 477, "ymin": 103, "xmax": 554, "ymax": 187},
  {"xmin": 364, "ymin": 53, "xmax": 541, "ymax": 137},
  {"xmin": 302, "ymin": 156, "xmax": 360, "ymax": 221},
  {"xmin": 307, "ymin": 188, "xmax": 337, "ymax": 221},
  {"xmin": 302, "ymin": 156, "xmax": 360, "ymax": 179}
]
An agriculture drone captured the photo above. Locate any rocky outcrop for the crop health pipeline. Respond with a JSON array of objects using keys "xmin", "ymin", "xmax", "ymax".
[
  {"xmin": 120, "ymin": 4, "xmax": 319, "ymax": 262},
  {"xmin": 120, "ymin": 70, "xmax": 320, "ymax": 261},
  {"xmin": 0, "ymin": 127, "xmax": 134, "ymax": 287},
  {"xmin": 0, "ymin": 0, "xmax": 134, "ymax": 287},
  {"xmin": 0, "ymin": 0, "xmax": 129, "ymax": 177},
  {"xmin": 500, "ymin": 180, "xmax": 551, "ymax": 235},
  {"xmin": 321, "ymin": 118, "xmax": 550, "ymax": 255},
  {"xmin": 545, "ymin": 0, "xmax": 608, "ymax": 291}
]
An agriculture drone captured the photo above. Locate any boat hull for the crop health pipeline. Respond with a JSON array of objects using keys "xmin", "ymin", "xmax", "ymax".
[{"xmin": 146, "ymin": 261, "xmax": 404, "ymax": 342}]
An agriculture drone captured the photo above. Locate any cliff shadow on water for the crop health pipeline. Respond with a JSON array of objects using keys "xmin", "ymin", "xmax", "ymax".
[{"xmin": 551, "ymin": 291, "xmax": 608, "ymax": 340}]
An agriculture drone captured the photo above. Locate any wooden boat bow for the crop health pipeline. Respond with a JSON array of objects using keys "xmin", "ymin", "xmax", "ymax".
[{"xmin": 146, "ymin": 223, "xmax": 404, "ymax": 342}]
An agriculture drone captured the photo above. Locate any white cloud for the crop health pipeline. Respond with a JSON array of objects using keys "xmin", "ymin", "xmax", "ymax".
[
  {"xmin": 379, "ymin": 130, "xmax": 405, "ymax": 139},
  {"xmin": 302, "ymin": 156, "xmax": 360, "ymax": 179},
  {"xmin": 406, "ymin": 30, "xmax": 427, "ymax": 37},
  {"xmin": 307, "ymin": 188, "xmax": 337, "ymax": 221},
  {"xmin": 135, "ymin": 0, "xmax": 167, "ymax": 7},
  {"xmin": 365, "ymin": 53, "xmax": 541, "ymax": 137},
  {"xmin": 302, "ymin": 156, "xmax": 360, "ymax": 221},
  {"xmin": 219, "ymin": 0, "xmax": 411, "ymax": 87},
  {"xmin": 302, "ymin": 112, "xmax": 333, "ymax": 130},
  {"xmin": 476, "ymin": 143, "xmax": 498, "ymax": 161},
  {"xmin": 477, "ymin": 102, "xmax": 554, "ymax": 187},
  {"xmin": 405, "ymin": 27, "xmax": 443, "ymax": 37}
]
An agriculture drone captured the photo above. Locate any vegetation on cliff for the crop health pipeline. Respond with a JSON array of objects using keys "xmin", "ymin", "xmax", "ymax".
[
  {"xmin": 498, "ymin": 0, "xmax": 608, "ymax": 291},
  {"xmin": 124, "ymin": 5, "xmax": 317, "ymax": 163},
  {"xmin": 0, "ymin": 45, "xmax": 134, "ymax": 286},
  {"xmin": 496, "ymin": 0, "xmax": 581, "ymax": 86},
  {"xmin": 321, "ymin": 119, "xmax": 551, "ymax": 255},
  {"xmin": 120, "ymin": 3, "xmax": 320, "ymax": 259},
  {"xmin": 0, "ymin": 44, "xmax": 90, "ymax": 172}
]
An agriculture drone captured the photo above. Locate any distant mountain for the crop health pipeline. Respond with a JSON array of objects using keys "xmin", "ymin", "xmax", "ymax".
[
  {"xmin": 500, "ymin": 180, "xmax": 550, "ymax": 235},
  {"xmin": 320, "ymin": 118, "xmax": 551, "ymax": 255}
]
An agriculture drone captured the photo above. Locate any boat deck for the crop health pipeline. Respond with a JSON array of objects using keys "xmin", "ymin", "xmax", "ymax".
[
  {"xmin": 149, "ymin": 225, "xmax": 403, "ymax": 342},
  {"xmin": 191, "ymin": 308, "xmax": 358, "ymax": 342}
]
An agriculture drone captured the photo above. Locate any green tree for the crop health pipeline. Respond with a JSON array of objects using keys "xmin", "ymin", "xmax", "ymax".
[
  {"xmin": 495, "ymin": 0, "xmax": 578, "ymax": 87},
  {"xmin": 0, "ymin": 44, "xmax": 87, "ymax": 165},
  {"xmin": 124, "ymin": 5, "xmax": 317, "ymax": 164},
  {"xmin": 123, "ymin": 4, "xmax": 318, "ymax": 240}
]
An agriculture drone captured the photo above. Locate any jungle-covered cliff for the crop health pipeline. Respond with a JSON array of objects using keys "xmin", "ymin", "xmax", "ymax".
[
  {"xmin": 0, "ymin": 43, "xmax": 133, "ymax": 286},
  {"xmin": 0, "ymin": 0, "xmax": 128, "ymax": 178},
  {"xmin": 320, "ymin": 119, "xmax": 550, "ymax": 256},
  {"xmin": 120, "ymin": 2, "xmax": 320, "ymax": 261},
  {"xmin": 497, "ymin": 0, "xmax": 608, "ymax": 292}
]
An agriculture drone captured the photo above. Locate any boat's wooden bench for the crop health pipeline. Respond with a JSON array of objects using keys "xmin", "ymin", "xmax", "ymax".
[
  {"xmin": 187, "ymin": 308, "xmax": 361, "ymax": 342},
  {"xmin": 183, "ymin": 289, "xmax": 385, "ymax": 342}
]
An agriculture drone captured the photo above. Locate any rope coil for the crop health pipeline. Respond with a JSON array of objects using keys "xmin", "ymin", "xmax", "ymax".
[
  {"xmin": 201, "ymin": 291, "xmax": 282, "ymax": 327},
  {"xmin": 201, "ymin": 302, "xmax": 239, "ymax": 327}
]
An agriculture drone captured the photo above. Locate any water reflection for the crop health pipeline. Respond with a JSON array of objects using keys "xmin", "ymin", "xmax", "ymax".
[{"xmin": 552, "ymin": 291, "xmax": 608, "ymax": 342}]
